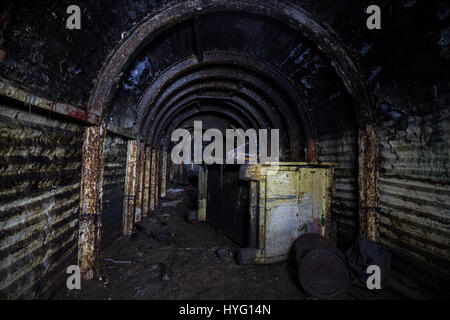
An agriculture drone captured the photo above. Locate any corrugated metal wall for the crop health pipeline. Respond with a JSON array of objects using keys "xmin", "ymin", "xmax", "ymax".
[
  {"xmin": 0, "ymin": 101, "xmax": 82, "ymax": 299},
  {"xmin": 318, "ymin": 130, "xmax": 359, "ymax": 249},
  {"xmin": 378, "ymin": 86, "xmax": 450, "ymax": 288},
  {"xmin": 101, "ymin": 133, "xmax": 127, "ymax": 249}
]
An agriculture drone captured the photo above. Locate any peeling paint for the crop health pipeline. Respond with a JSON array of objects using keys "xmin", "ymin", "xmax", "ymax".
[{"xmin": 240, "ymin": 162, "xmax": 336, "ymax": 264}]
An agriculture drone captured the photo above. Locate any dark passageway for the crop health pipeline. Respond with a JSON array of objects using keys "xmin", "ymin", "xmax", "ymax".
[
  {"xmin": 52, "ymin": 180, "xmax": 308, "ymax": 300},
  {"xmin": 0, "ymin": 0, "xmax": 449, "ymax": 301}
]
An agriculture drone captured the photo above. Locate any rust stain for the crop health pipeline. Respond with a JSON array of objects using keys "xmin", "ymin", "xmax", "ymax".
[
  {"xmin": 160, "ymin": 151, "xmax": 168, "ymax": 198},
  {"xmin": 142, "ymin": 146, "xmax": 151, "ymax": 218},
  {"xmin": 155, "ymin": 150, "xmax": 160, "ymax": 207},
  {"xmin": 240, "ymin": 163, "xmax": 336, "ymax": 263},
  {"xmin": 358, "ymin": 123, "xmax": 380, "ymax": 242},
  {"xmin": 0, "ymin": 102, "xmax": 82, "ymax": 298},
  {"xmin": 123, "ymin": 140, "xmax": 138, "ymax": 236},
  {"xmin": 307, "ymin": 137, "xmax": 317, "ymax": 163},
  {"xmin": 78, "ymin": 123, "xmax": 107, "ymax": 280},
  {"xmin": 134, "ymin": 142, "xmax": 145, "ymax": 222},
  {"xmin": 68, "ymin": 110, "xmax": 89, "ymax": 122},
  {"xmin": 149, "ymin": 149, "xmax": 157, "ymax": 211},
  {"xmin": 0, "ymin": 80, "xmax": 97, "ymax": 124},
  {"xmin": 169, "ymin": 162, "xmax": 175, "ymax": 181}
]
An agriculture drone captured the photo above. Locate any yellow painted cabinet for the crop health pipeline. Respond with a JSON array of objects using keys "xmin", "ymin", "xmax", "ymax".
[{"xmin": 239, "ymin": 162, "xmax": 337, "ymax": 264}]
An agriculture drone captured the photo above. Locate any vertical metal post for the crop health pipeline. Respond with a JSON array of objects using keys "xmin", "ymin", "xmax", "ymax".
[
  {"xmin": 358, "ymin": 123, "xmax": 380, "ymax": 242},
  {"xmin": 169, "ymin": 162, "xmax": 175, "ymax": 181},
  {"xmin": 142, "ymin": 146, "xmax": 151, "ymax": 218},
  {"xmin": 258, "ymin": 180, "xmax": 266, "ymax": 250},
  {"xmin": 155, "ymin": 150, "xmax": 160, "ymax": 207},
  {"xmin": 160, "ymin": 151, "xmax": 168, "ymax": 198},
  {"xmin": 78, "ymin": 123, "xmax": 107, "ymax": 280},
  {"xmin": 307, "ymin": 137, "xmax": 318, "ymax": 163},
  {"xmin": 123, "ymin": 140, "xmax": 138, "ymax": 236},
  {"xmin": 249, "ymin": 181, "xmax": 259, "ymax": 248},
  {"xmin": 197, "ymin": 165, "xmax": 208, "ymax": 221},
  {"xmin": 134, "ymin": 142, "xmax": 145, "ymax": 223},
  {"xmin": 150, "ymin": 149, "xmax": 157, "ymax": 212}
]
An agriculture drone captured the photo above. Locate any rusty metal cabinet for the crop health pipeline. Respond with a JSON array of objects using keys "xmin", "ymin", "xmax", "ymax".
[
  {"xmin": 197, "ymin": 162, "xmax": 337, "ymax": 264},
  {"xmin": 238, "ymin": 162, "xmax": 337, "ymax": 264}
]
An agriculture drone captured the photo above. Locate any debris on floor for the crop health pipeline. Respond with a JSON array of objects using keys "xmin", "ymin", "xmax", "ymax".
[
  {"xmin": 160, "ymin": 199, "xmax": 183, "ymax": 208},
  {"xmin": 52, "ymin": 183, "xmax": 406, "ymax": 300},
  {"xmin": 166, "ymin": 188, "xmax": 187, "ymax": 197}
]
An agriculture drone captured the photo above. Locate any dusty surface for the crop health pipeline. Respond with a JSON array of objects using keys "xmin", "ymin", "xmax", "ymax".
[{"xmin": 52, "ymin": 183, "xmax": 409, "ymax": 300}]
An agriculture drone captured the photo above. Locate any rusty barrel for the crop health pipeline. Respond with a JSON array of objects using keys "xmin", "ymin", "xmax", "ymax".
[{"xmin": 294, "ymin": 233, "xmax": 350, "ymax": 299}]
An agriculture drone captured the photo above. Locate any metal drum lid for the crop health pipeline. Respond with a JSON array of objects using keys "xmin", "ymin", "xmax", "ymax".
[{"xmin": 298, "ymin": 248, "xmax": 350, "ymax": 299}]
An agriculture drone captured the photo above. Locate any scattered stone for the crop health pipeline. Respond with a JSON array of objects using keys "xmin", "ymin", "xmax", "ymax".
[
  {"xmin": 215, "ymin": 248, "xmax": 231, "ymax": 259},
  {"xmin": 160, "ymin": 199, "xmax": 183, "ymax": 207}
]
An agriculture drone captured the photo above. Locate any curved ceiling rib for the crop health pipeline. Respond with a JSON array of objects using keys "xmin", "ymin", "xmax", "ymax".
[
  {"xmin": 152, "ymin": 98, "xmax": 266, "ymax": 146},
  {"xmin": 149, "ymin": 83, "xmax": 276, "ymax": 129},
  {"xmin": 90, "ymin": 0, "xmax": 368, "ymax": 163},
  {"xmin": 137, "ymin": 56, "xmax": 312, "ymax": 160},
  {"xmin": 159, "ymin": 108, "xmax": 257, "ymax": 154},
  {"xmin": 89, "ymin": 0, "xmax": 370, "ymax": 119}
]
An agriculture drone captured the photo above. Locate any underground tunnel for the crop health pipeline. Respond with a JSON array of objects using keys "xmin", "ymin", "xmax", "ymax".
[{"xmin": 0, "ymin": 0, "xmax": 449, "ymax": 301}]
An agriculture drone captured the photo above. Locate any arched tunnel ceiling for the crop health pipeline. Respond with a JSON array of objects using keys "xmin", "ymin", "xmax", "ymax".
[
  {"xmin": 1, "ymin": 0, "xmax": 448, "ymax": 160},
  {"xmin": 105, "ymin": 11, "xmax": 356, "ymax": 160},
  {"xmin": 2, "ymin": 0, "xmax": 447, "ymax": 110}
]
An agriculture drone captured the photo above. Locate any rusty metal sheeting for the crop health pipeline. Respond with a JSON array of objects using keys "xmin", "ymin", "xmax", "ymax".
[
  {"xmin": 101, "ymin": 133, "xmax": 127, "ymax": 248},
  {"xmin": 317, "ymin": 130, "xmax": 359, "ymax": 248},
  {"xmin": 142, "ymin": 146, "xmax": 151, "ymax": 218},
  {"xmin": 378, "ymin": 106, "xmax": 450, "ymax": 277},
  {"xmin": 134, "ymin": 142, "xmax": 145, "ymax": 223},
  {"xmin": 123, "ymin": 140, "xmax": 138, "ymax": 236},
  {"xmin": 149, "ymin": 149, "xmax": 157, "ymax": 212},
  {"xmin": 0, "ymin": 102, "xmax": 82, "ymax": 299},
  {"xmin": 358, "ymin": 123, "xmax": 380, "ymax": 242},
  {"xmin": 160, "ymin": 151, "xmax": 167, "ymax": 198},
  {"xmin": 0, "ymin": 79, "xmax": 99, "ymax": 124},
  {"xmin": 78, "ymin": 123, "xmax": 107, "ymax": 280}
]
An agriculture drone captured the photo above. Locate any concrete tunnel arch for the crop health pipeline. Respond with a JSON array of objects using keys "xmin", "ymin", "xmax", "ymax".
[{"xmin": 78, "ymin": 0, "xmax": 379, "ymax": 279}]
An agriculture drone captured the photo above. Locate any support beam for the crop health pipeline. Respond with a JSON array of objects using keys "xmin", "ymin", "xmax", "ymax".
[
  {"xmin": 249, "ymin": 181, "xmax": 259, "ymax": 248},
  {"xmin": 197, "ymin": 165, "xmax": 208, "ymax": 221},
  {"xmin": 358, "ymin": 123, "xmax": 380, "ymax": 242},
  {"xmin": 142, "ymin": 146, "xmax": 151, "ymax": 219},
  {"xmin": 150, "ymin": 149, "xmax": 157, "ymax": 211},
  {"xmin": 160, "ymin": 151, "xmax": 168, "ymax": 198},
  {"xmin": 307, "ymin": 137, "xmax": 318, "ymax": 163},
  {"xmin": 134, "ymin": 142, "xmax": 145, "ymax": 223},
  {"xmin": 123, "ymin": 140, "xmax": 138, "ymax": 236},
  {"xmin": 155, "ymin": 150, "xmax": 160, "ymax": 208},
  {"xmin": 169, "ymin": 162, "xmax": 175, "ymax": 181},
  {"xmin": 78, "ymin": 123, "xmax": 107, "ymax": 280},
  {"xmin": 0, "ymin": 79, "xmax": 100, "ymax": 125}
]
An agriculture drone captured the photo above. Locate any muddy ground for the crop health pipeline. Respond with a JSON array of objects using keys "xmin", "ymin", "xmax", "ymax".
[{"xmin": 52, "ymin": 182, "xmax": 422, "ymax": 300}]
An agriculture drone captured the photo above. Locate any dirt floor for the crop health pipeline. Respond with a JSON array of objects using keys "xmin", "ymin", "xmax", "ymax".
[{"xmin": 52, "ymin": 181, "xmax": 419, "ymax": 300}]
